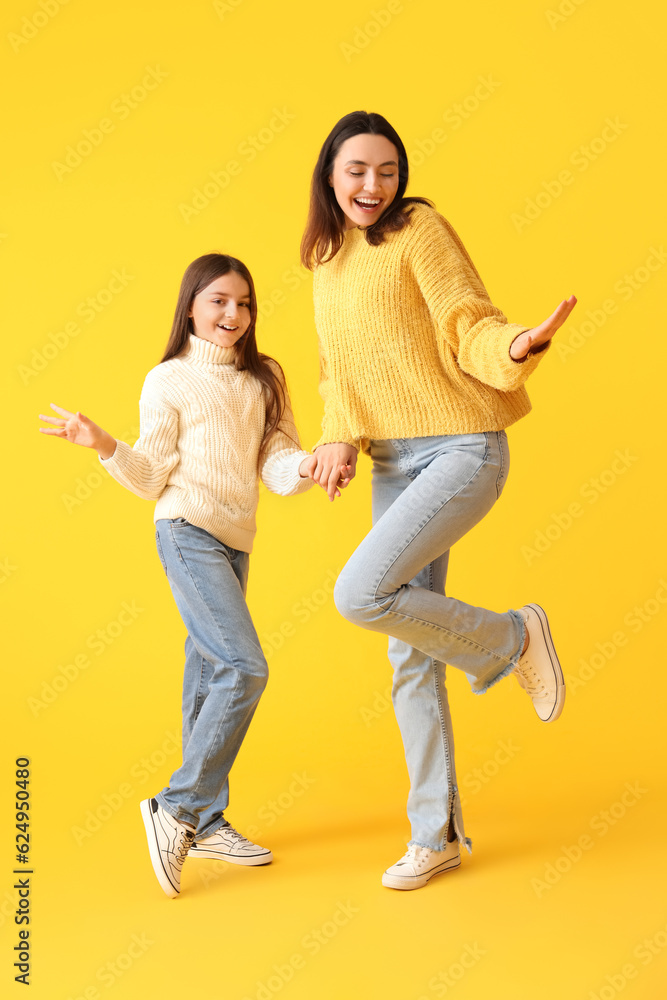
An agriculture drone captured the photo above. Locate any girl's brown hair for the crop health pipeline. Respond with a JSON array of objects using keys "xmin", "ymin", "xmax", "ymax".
[
  {"xmin": 161, "ymin": 253, "xmax": 296, "ymax": 460},
  {"xmin": 300, "ymin": 110, "xmax": 433, "ymax": 270}
]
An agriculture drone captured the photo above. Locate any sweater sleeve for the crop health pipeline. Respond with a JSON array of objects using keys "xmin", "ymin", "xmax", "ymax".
[
  {"xmin": 314, "ymin": 340, "xmax": 359, "ymax": 450},
  {"xmin": 259, "ymin": 365, "xmax": 313, "ymax": 497},
  {"xmin": 98, "ymin": 370, "xmax": 180, "ymax": 501},
  {"xmin": 409, "ymin": 208, "xmax": 550, "ymax": 392}
]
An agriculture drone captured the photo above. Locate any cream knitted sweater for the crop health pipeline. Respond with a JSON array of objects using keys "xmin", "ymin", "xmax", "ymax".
[
  {"xmin": 100, "ymin": 333, "xmax": 312, "ymax": 553},
  {"xmin": 313, "ymin": 202, "xmax": 550, "ymax": 453}
]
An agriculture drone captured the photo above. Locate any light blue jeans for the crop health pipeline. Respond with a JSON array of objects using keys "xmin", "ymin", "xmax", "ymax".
[
  {"xmin": 154, "ymin": 518, "xmax": 268, "ymax": 841},
  {"xmin": 334, "ymin": 433, "xmax": 527, "ymax": 853}
]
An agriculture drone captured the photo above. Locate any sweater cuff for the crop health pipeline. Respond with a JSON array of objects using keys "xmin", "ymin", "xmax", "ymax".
[
  {"xmin": 98, "ymin": 438, "xmax": 131, "ymax": 475},
  {"xmin": 494, "ymin": 325, "xmax": 551, "ymax": 389},
  {"xmin": 261, "ymin": 449, "xmax": 314, "ymax": 496}
]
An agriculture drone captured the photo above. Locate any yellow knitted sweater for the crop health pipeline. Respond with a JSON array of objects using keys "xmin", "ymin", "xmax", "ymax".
[{"xmin": 313, "ymin": 202, "xmax": 549, "ymax": 453}]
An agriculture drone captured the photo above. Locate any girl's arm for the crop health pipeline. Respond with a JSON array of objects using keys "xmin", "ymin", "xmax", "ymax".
[
  {"xmin": 40, "ymin": 372, "xmax": 180, "ymax": 501},
  {"xmin": 259, "ymin": 370, "xmax": 314, "ymax": 498},
  {"xmin": 409, "ymin": 208, "xmax": 575, "ymax": 391}
]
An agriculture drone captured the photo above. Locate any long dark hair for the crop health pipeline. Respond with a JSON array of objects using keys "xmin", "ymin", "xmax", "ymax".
[
  {"xmin": 300, "ymin": 110, "xmax": 433, "ymax": 269},
  {"xmin": 161, "ymin": 253, "xmax": 296, "ymax": 460}
]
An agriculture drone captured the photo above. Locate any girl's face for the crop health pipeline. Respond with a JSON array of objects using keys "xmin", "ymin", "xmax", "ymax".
[
  {"xmin": 328, "ymin": 133, "xmax": 400, "ymax": 230},
  {"xmin": 189, "ymin": 271, "xmax": 252, "ymax": 349}
]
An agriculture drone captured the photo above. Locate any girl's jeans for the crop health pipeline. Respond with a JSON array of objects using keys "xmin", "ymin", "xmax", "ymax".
[
  {"xmin": 333, "ymin": 432, "xmax": 527, "ymax": 853},
  {"xmin": 154, "ymin": 518, "xmax": 267, "ymax": 841}
]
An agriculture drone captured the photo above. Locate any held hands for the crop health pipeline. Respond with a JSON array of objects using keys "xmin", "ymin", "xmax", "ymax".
[
  {"xmin": 509, "ymin": 295, "xmax": 577, "ymax": 361},
  {"xmin": 299, "ymin": 443, "xmax": 358, "ymax": 502},
  {"xmin": 38, "ymin": 404, "xmax": 117, "ymax": 460}
]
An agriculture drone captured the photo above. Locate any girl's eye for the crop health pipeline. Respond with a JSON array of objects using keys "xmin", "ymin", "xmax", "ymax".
[{"xmin": 240, "ymin": 302, "xmax": 250, "ymax": 308}]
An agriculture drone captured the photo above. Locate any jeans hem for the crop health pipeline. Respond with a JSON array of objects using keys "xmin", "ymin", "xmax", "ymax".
[
  {"xmin": 155, "ymin": 792, "xmax": 198, "ymax": 831},
  {"xmin": 470, "ymin": 608, "xmax": 526, "ymax": 695}
]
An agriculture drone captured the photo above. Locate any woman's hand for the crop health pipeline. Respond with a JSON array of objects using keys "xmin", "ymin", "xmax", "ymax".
[
  {"xmin": 509, "ymin": 295, "xmax": 577, "ymax": 360},
  {"xmin": 39, "ymin": 404, "xmax": 117, "ymax": 459},
  {"xmin": 306, "ymin": 444, "xmax": 358, "ymax": 502},
  {"xmin": 299, "ymin": 453, "xmax": 352, "ymax": 500}
]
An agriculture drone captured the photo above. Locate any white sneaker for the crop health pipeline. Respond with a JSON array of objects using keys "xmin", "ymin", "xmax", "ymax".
[
  {"xmin": 513, "ymin": 603, "xmax": 565, "ymax": 722},
  {"xmin": 140, "ymin": 798, "xmax": 194, "ymax": 898},
  {"xmin": 188, "ymin": 824, "xmax": 273, "ymax": 866},
  {"xmin": 382, "ymin": 839, "xmax": 461, "ymax": 890}
]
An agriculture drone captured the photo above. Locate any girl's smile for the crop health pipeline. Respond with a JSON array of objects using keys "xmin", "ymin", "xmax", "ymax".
[
  {"xmin": 189, "ymin": 271, "xmax": 252, "ymax": 348},
  {"xmin": 328, "ymin": 133, "xmax": 400, "ymax": 230}
]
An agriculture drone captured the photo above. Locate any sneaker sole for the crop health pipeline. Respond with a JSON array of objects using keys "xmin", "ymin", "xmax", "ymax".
[
  {"xmin": 526, "ymin": 603, "xmax": 566, "ymax": 723},
  {"xmin": 381, "ymin": 856, "xmax": 461, "ymax": 891},
  {"xmin": 187, "ymin": 846, "xmax": 273, "ymax": 866},
  {"xmin": 140, "ymin": 799, "xmax": 180, "ymax": 898}
]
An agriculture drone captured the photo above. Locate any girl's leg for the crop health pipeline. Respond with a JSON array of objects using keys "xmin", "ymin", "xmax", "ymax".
[
  {"xmin": 154, "ymin": 519, "xmax": 267, "ymax": 840},
  {"xmin": 334, "ymin": 432, "xmax": 525, "ymax": 697}
]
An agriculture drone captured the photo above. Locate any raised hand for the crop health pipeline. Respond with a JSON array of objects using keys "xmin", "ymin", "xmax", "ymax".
[
  {"xmin": 509, "ymin": 295, "xmax": 577, "ymax": 360},
  {"xmin": 38, "ymin": 404, "xmax": 117, "ymax": 459}
]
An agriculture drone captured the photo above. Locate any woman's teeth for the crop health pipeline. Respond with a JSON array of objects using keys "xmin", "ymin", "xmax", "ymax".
[{"xmin": 354, "ymin": 198, "xmax": 381, "ymax": 211}]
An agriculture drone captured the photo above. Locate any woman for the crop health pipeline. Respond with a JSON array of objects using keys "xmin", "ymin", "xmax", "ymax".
[{"xmin": 300, "ymin": 111, "xmax": 576, "ymax": 891}]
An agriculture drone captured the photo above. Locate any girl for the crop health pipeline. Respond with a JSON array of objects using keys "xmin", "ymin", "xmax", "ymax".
[
  {"xmin": 300, "ymin": 111, "xmax": 577, "ymax": 891},
  {"xmin": 39, "ymin": 253, "xmax": 342, "ymax": 899}
]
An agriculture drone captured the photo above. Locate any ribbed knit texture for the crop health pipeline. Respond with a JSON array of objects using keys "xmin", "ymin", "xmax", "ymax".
[
  {"xmin": 313, "ymin": 202, "xmax": 550, "ymax": 452},
  {"xmin": 100, "ymin": 333, "xmax": 312, "ymax": 553}
]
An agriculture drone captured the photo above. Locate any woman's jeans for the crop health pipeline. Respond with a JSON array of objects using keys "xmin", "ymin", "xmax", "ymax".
[
  {"xmin": 334, "ymin": 433, "xmax": 527, "ymax": 853},
  {"xmin": 154, "ymin": 518, "xmax": 268, "ymax": 841}
]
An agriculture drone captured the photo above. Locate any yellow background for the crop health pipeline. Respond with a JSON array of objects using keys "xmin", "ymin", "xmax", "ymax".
[{"xmin": 3, "ymin": 0, "xmax": 666, "ymax": 997}]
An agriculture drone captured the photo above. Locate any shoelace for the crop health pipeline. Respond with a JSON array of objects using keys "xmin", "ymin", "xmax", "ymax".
[
  {"xmin": 225, "ymin": 825, "xmax": 254, "ymax": 845},
  {"xmin": 515, "ymin": 659, "xmax": 548, "ymax": 698},
  {"xmin": 176, "ymin": 830, "xmax": 194, "ymax": 864},
  {"xmin": 403, "ymin": 845, "xmax": 430, "ymax": 869}
]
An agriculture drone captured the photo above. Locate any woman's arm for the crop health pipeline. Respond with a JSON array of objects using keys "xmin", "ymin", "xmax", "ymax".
[{"xmin": 409, "ymin": 208, "xmax": 575, "ymax": 390}]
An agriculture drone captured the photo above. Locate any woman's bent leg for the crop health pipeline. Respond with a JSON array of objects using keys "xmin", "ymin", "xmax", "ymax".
[
  {"xmin": 334, "ymin": 433, "xmax": 526, "ymax": 695},
  {"xmin": 154, "ymin": 520, "xmax": 267, "ymax": 840}
]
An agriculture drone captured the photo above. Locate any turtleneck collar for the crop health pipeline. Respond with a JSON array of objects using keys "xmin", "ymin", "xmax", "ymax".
[{"xmin": 185, "ymin": 333, "xmax": 237, "ymax": 367}]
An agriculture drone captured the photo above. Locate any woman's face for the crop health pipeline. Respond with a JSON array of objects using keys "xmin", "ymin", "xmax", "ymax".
[
  {"xmin": 188, "ymin": 272, "xmax": 251, "ymax": 349},
  {"xmin": 328, "ymin": 133, "xmax": 400, "ymax": 230}
]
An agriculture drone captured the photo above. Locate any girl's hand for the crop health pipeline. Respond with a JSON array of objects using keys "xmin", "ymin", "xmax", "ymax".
[
  {"xmin": 309, "ymin": 444, "xmax": 358, "ymax": 502},
  {"xmin": 39, "ymin": 404, "xmax": 117, "ymax": 459},
  {"xmin": 509, "ymin": 295, "xmax": 577, "ymax": 360}
]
